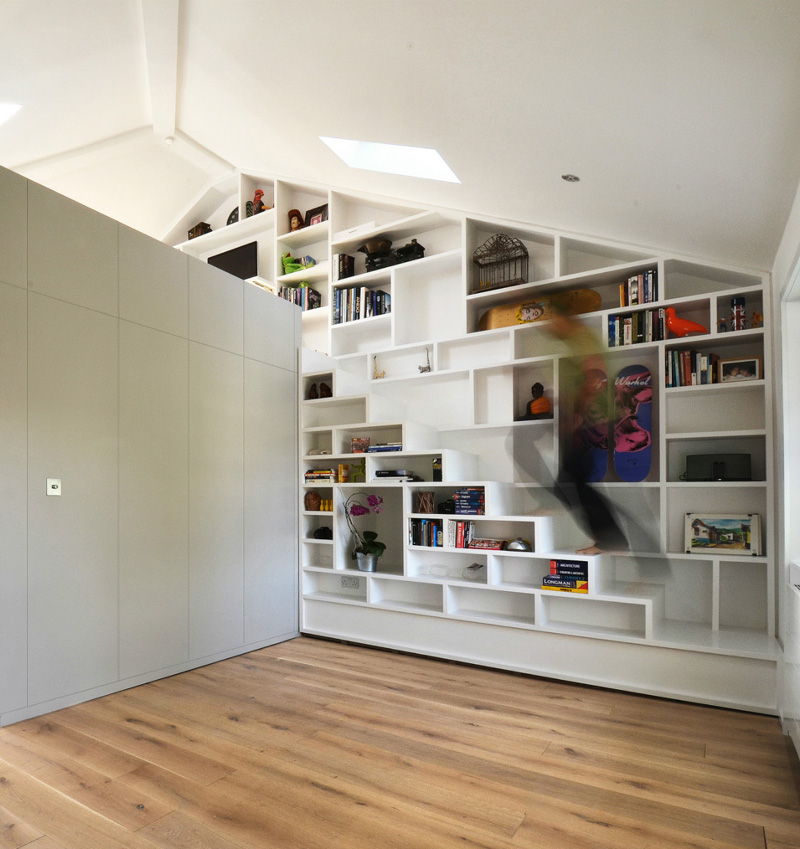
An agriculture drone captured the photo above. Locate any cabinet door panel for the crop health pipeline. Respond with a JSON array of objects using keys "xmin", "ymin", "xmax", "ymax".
[
  {"xmin": 244, "ymin": 283, "xmax": 299, "ymax": 370},
  {"xmin": 27, "ymin": 295, "xmax": 118, "ymax": 704},
  {"xmin": 27, "ymin": 183, "xmax": 118, "ymax": 316},
  {"xmin": 189, "ymin": 343, "xmax": 244, "ymax": 657},
  {"xmin": 119, "ymin": 225, "xmax": 189, "ymax": 337},
  {"xmin": 119, "ymin": 322, "xmax": 189, "ymax": 678},
  {"xmin": 0, "ymin": 167, "xmax": 27, "ymax": 289},
  {"xmin": 0, "ymin": 284, "xmax": 28, "ymax": 712},
  {"xmin": 244, "ymin": 360, "xmax": 298, "ymax": 642},
  {"xmin": 189, "ymin": 261, "xmax": 244, "ymax": 355}
]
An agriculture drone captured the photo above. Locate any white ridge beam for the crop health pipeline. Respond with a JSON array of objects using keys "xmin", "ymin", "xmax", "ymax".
[{"xmin": 140, "ymin": 0, "xmax": 180, "ymax": 140}]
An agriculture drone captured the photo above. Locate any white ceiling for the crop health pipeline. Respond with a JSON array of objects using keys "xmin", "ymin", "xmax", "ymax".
[{"xmin": 2, "ymin": 0, "xmax": 800, "ymax": 270}]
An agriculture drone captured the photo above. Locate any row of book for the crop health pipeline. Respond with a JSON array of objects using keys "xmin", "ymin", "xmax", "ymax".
[
  {"xmin": 333, "ymin": 285, "xmax": 390, "ymax": 324},
  {"xmin": 619, "ymin": 269, "xmax": 658, "ymax": 307},
  {"xmin": 665, "ymin": 349, "xmax": 720, "ymax": 387},
  {"xmin": 542, "ymin": 558, "xmax": 589, "ymax": 593},
  {"xmin": 278, "ymin": 284, "xmax": 322, "ymax": 312},
  {"xmin": 607, "ymin": 308, "xmax": 666, "ymax": 347},
  {"xmin": 304, "ymin": 468, "xmax": 335, "ymax": 483},
  {"xmin": 365, "ymin": 442, "xmax": 402, "ymax": 453},
  {"xmin": 452, "ymin": 487, "xmax": 485, "ymax": 515},
  {"xmin": 409, "ymin": 518, "xmax": 478, "ymax": 548}
]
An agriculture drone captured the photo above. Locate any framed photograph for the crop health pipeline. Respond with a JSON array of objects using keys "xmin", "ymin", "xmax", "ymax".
[
  {"xmin": 684, "ymin": 513, "xmax": 762, "ymax": 556},
  {"xmin": 718, "ymin": 356, "xmax": 761, "ymax": 382},
  {"xmin": 305, "ymin": 204, "xmax": 329, "ymax": 227}
]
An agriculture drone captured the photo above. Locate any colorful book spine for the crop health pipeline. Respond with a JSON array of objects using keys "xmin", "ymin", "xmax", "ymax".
[{"xmin": 542, "ymin": 575, "xmax": 589, "ymax": 593}]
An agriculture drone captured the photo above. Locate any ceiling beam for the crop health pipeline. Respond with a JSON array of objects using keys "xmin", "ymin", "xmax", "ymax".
[{"xmin": 140, "ymin": 0, "xmax": 180, "ymax": 140}]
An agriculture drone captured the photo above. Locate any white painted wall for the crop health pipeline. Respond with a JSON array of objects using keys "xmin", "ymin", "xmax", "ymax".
[
  {"xmin": 0, "ymin": 165, "xmax": 300, "ymax": 725},
  {"xmin": 774, "ymin": 178, "xmax": 800, "ymax": 752}
]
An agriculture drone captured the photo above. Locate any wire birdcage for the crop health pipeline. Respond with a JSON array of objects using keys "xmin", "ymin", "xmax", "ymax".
[{"xmin": 472, "ymin": 234, "xmax": 529, "ymax": 292}]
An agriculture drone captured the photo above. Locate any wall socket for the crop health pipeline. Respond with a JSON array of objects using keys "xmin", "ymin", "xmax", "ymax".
[{"xmin": 341, "ymin": 576, "xmax": 360, "ymax": 589}]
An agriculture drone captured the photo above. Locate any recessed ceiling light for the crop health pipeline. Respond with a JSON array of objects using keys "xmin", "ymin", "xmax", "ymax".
[
  {"xmin": 561, "ymin": 174, "xmax": 580, "ymax": 182},
  {"xmin": 0, "ymin": 103, "xmax": 21, "ymax": 127},
  {"xmin": 320, "ymin": 136, "xmax": 460, "ymax": 183}
]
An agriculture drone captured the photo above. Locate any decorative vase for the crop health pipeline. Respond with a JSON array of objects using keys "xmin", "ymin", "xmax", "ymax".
[{"xmin": 355, "ymin": 552, "xmax": 378, "ymax": 572}]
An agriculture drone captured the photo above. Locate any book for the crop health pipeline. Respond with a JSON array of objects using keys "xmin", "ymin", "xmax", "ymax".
[
  {"xmin": 542, "ymin": 575, "xmax": 589, "ymax": 593},
  {"xmin": 351, "ymin": 437, "xmax": 371, "ymax": 453},
  {"xmin": 550, "ymin": 558, "xmax": 589, "ymax": 578},
  {"xmin": 334, "ymin": 253, "xmax": 355, "ymax": 280},
  {"xmin": 468, "ymin": 538, "xmax": 506, "ymax": 550}
]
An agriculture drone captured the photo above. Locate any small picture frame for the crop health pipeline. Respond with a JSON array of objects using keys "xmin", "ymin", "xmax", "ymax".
[
  {"xmin": 718, "ymin": 356, "xmax": 761, "ymax": 382},
  {"xmin": 684, "ymin": 513, "xmax": 762, "ymax": 556},
  {"xmin": 305, "ymin": 204, "xmax": 329, "ymax": 227}
]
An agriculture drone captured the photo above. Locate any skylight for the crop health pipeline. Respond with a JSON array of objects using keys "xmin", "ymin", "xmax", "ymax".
[
  {"xmin": 320, "ymin": 137, "xmax": 460, "ymax": 183},
  {"xmin": 0, "ymin": 103, "xmax": 21, "ymax": 127}
]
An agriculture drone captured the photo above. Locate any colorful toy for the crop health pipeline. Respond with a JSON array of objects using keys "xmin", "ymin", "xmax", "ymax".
[
  {"xmin": 665, "ymin": 307, "xmax": 708, "ymax": 337},
  {"xmin": 731, "ymin": 296, "xmax": 746, "ymax": 331}
]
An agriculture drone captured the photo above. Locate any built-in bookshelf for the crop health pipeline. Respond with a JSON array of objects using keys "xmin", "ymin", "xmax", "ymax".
[{"xmin": 170, "ymin": 171, "xmax": 777, "ymax": 713}]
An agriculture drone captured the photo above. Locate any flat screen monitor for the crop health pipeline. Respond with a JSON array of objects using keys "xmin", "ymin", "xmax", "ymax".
[{"xmin": 207, "ymin": 241, "xmax": 257, "ymax": 280}]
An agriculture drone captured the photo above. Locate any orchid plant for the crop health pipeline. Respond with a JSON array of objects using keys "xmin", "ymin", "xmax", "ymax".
[{"xmin": 343, "ymin": 492, "xmax": 386, "ymax": 559}]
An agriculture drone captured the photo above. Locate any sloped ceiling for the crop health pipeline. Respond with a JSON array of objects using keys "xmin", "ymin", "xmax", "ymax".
[{"xmin": 2, "ymin": 0, "xmax": 800, "ymax": 270}]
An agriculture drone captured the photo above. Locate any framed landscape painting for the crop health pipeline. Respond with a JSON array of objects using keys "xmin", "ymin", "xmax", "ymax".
[{"xmin": 684, "ymin": 513, "xmax": 761, "ymax": 556}]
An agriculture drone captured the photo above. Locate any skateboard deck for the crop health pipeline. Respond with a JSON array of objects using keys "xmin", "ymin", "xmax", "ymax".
[
  {"xmin": 574, "ymin": 368, "xmax": 609, "ymax": 483},
  {"xmin": 613, "ymin": 364, "xmax": 653, "ymax": 482},
  {"xmin": 478, "ymin": 289, "xmax": 601, "ymax": 331}
]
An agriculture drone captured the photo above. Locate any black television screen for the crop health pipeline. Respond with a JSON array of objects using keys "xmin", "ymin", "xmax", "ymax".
[{"xmin": 207, "ymin": 241, "xmax": 257, "ymax": 280}]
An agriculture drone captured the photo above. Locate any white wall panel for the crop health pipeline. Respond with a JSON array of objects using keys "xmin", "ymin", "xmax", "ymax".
[
  {"xmin": 27, "ymin": 183, "xmax": 118, "ymax": 316},
  {"xmin": 119, "ymin": 321, "xmax": 189, "ymax": 678},
  {"xmin": 244, "ymin": 359, "xmax": 298, "ymax": 643},
  {"xmin": 189, "ymin": 262, "xmax": 243, "ymax": 355},
  {"xmin": 189, "ymin": 342, "xmax": 244, "ymax": 657},
  {"xmin": 119, "ymin": 224, "xmax": 189, "ymax": 337},
  {"xmin": 27, "ymin": 294, "xmax": 119, "ymax": 704},
  {"xmin": 0, "ymin": 284, "xmax": 28, "ymax": 712},
  {"xmin": 0, "ymin": 168, "xmax": 26, "ymax": 289},
  {"xmin": 244, "ymin": 282, "xmax": 299, "ymax": 370}
]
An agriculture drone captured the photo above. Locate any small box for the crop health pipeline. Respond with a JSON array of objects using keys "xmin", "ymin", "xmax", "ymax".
[
  {"xmin": 685, "ymin": 453, "xmax": 751, "ymax": 481},
  {"xmin": 351, "ymin": 437, "xmax": 371, "ymax": 453},
  {"xmin": 188, "ymin": 222, "xmax": 212, "ymax": 240}
]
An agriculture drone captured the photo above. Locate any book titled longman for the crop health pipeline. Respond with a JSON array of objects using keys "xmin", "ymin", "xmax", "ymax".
[{"xmin": 542, "ymin": 575, "xmax": 588, "ymax": 593}]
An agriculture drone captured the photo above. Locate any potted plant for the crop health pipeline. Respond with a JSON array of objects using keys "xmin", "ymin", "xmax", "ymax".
[{"xmin": 344, "ymin": 492, "xmax": 386, "ymax": 571}]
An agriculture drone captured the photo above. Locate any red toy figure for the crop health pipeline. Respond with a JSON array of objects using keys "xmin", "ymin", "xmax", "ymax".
[{"xmin": 665, "ymin": 307, "xmax": 708, "ymax": 338}]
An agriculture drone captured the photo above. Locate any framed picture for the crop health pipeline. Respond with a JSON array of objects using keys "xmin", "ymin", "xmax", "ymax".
[
  {"xmin": 684, "ymin": 513, "xmax": 762, "ymax": 556},
  {"xmin": 305, "ymin": 204, "xmax": 328, "ymax": 227},
  {"xmin": 718, "ymin": 356, "xmax": 761, "ymax": 382}
]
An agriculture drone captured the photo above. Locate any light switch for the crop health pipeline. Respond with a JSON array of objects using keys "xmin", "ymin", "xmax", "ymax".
[{"xmin": 46, "ymin": 478, "xmax": 62, "ymax": 496}]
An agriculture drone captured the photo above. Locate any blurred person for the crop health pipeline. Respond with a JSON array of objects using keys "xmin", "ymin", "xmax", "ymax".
[{"xmin": 548, "ymin": 304, "xmax": 628, "ymax": 554}]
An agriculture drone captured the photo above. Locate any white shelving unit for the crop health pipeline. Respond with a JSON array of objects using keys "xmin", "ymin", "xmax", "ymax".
[{"xmin": 168, "ymin": 170, "xmax": 779, "ymax": 713}]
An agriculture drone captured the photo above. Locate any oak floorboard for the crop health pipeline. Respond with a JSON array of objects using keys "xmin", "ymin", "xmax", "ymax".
[
  {"xmin": 20, "ymin": 839, "xmax": 66, "ymax": 849},
  {"xmin": 1, "ymin": 718, "xmax": 143, "ymax": 780},
  {"xmin": 0, "ymin": 734, "xmax": 170, "ymax": 831},
  {"xmin": 0, "ymin": 635, "xmax": 798, "ymax": 849},
  {"xmin": 0, "ymin": 761, "xmax": 160, "ymax": 849},
  {"xmin": 51, "ymin": 707, "xmax": 234, "ymax": 786},
  {"xmin": 323, "ymin": 719, "xmax": 769, "ymax": 847},
  {"xmin": 137, "ymin": 810, "xmax": 254, "ymax": 849},
  {"xmin": 0, "ymin": 801, "xmax": 43, "ymax": 849}
]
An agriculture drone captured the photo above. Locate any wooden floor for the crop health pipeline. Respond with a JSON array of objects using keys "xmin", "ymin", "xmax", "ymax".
[{"xmin": 1, "ymin": 637, "xmax": 799, "ymax": 849}]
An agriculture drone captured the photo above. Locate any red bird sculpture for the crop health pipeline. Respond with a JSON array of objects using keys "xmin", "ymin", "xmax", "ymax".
[{"xmin": 665, "ymin": 307, "xmax": 708, "ymax": 338}]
